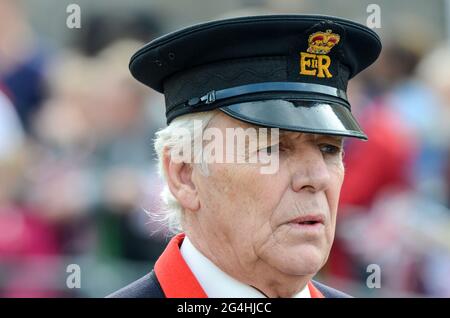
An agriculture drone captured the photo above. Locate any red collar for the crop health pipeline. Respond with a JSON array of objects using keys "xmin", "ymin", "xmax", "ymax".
[
  {"xmin": 155, "ymin": 233, "xmax": 207, "ymax": 297},
  {"xmin": 154, "ymin": 233, "xmax": 324, "ymax": 298}
]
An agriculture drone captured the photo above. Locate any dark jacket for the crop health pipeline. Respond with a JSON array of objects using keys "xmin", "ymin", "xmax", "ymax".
[{"xmin": 107, "ymin": 271, "xmax": 351, "ymax": 298}]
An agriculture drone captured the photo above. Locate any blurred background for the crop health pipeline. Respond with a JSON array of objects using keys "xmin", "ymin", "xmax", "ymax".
[{"xmin": 1, "ymin": 0, "xmax": 450, "ymax": 297}]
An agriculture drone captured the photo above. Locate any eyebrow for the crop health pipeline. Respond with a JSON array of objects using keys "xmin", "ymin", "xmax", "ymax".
[
  {"xmin": 236, "ymin": 124, "xmax": 344, "ymax": 148},
  {"xmin": 278, "ymin": 130, "xmax": 341, "ymax": 138},
  {"xmin": 318, "ymin": 135, "xmax": 344, "ymax": 144}
]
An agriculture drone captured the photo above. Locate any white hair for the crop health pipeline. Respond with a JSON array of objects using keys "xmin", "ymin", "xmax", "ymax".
[{"xmin": 153, "ymin": 110, "xmax": 219, "ymax": 234}]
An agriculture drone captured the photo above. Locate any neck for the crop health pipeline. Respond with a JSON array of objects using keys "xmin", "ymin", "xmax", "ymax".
[{"xmin": 247, "ymin": 261, "xmax": 312, "ymax": 298}]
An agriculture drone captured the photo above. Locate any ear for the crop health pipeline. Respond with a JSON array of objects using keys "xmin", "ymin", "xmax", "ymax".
[{"xmin": 162, "ymin": 147, "xmax": 200, "ymax": 212}]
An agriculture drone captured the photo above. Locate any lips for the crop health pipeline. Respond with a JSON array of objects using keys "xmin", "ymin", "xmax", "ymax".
[{"xmin": 289, "ymin": 215, "xmax": 325, "ymax": 225}]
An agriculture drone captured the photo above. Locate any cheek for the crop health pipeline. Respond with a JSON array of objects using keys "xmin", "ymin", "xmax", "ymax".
[
  {"xmin": 326, "ymin": 163, "xmax": 345, "ymax": 233},
  {"xmin": 200, "ymin": 164, "xmax": 287, "ymax": 239}
]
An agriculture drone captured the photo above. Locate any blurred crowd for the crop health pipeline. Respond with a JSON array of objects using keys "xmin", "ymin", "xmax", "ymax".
[
  {"xmin": 0, "ymin": 1, "xmax": 168, "ymax": 297},
  {"xmin": 0, "ymin": 1, "xmax": 450, "ymax": 297}
]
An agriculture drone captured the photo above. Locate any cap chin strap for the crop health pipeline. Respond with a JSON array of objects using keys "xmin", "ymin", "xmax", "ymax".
[
  {"xmin": 165, "ymin": 81, "xmax": 349, "ymax": 123},
  {"xmin": 186, "ymin": 82, "xmax": 348, "ymax": 107}
]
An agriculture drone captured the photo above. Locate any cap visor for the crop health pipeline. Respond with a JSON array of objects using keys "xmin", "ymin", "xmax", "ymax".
[{"xmin": 220, "ymin": 99, "xmax": 367, "ymax": 140}]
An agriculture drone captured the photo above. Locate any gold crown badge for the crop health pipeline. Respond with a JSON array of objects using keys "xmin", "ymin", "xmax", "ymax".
[{"xmin": 307, "ymin": 30, "xmax": 340, "ymax": 55}]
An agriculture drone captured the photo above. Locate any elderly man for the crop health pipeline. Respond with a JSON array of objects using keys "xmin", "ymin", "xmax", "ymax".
[{"xmin": 108, "ymin": 15, "xmax": 381, "ymax": 298}]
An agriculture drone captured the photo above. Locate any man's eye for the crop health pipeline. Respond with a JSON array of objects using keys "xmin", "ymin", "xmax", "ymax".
[
  {"xmin": 258, "ymin": 144, "xmax": 279, "ymax": 155},
  {"xmin": 319, "ymin": 144, "xmax": 341, "ymax": 155}
]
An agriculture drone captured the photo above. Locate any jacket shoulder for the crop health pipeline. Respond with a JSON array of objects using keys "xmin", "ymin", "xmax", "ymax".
[
  {"xmin": 311, "ymin": 280, "xmax": 352, "ymax": 298},
  {"xmin": 106, "ymin": 271, "xmax": 165, "ymax": 298}
]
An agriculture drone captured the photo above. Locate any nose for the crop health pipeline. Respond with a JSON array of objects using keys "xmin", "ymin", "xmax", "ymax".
[{"xmin": 290, "ymin": 145, "xmax": 331, "ymax": 193}]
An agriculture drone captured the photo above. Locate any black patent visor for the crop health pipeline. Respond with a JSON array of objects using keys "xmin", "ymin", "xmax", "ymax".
[{"xmin": 220, "ymin": 99, "xmax": 368, "ymax": 140}]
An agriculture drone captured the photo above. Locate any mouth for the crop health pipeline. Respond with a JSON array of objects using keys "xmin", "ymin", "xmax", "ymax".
[{"xmin": 289, "ymin": 215, "xmax": 325, "ymax": 227}]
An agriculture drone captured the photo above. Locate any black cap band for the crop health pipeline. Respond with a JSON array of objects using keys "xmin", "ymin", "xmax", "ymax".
[
  {"xmin": 166, "ymin": 81, "xmax": 349, "ymax": 121},
  {"xmin": 187, "ymin": 82, "xmax": 348, "ymax": 107}
]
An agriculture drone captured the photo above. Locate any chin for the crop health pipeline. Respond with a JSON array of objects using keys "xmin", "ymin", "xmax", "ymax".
[{"xmin": 269, "ymin": 244, "xmax": 328, "ymax": 276}]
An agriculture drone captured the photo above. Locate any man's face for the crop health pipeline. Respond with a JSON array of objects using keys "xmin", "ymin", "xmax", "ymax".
[{"xmin": 191, "ymin": 112, "xmax": 345, "ymax": 277}]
